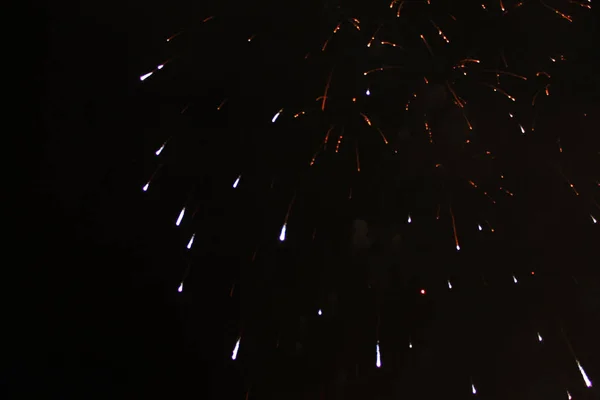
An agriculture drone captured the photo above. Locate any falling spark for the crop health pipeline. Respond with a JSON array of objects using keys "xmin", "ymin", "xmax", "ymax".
[
  {"xmin": 420, "ymin": 289, "xmax": 426, "ymax": 295},
  {"xmin": 376, "ymin": 341, "xmax": 382, "ymax": 368},
  {"xmin": 448, "ymin": 280, "xmax": 453, "ymax": 289},
  {"xmin": 178, "ymin": 282, "xmax": 183, "ymax": 292},
  {"xmin": 247, "ymin": 34, "xmax": 256, "ymax": 42},
  {"xmin": 355, "ymin": 143, "xmax": 361, "ymax": 172},
  {"xmin": 478, "ymin": 224, "xmax": 482, "ymax": 231},
  {"xmin": 591, "ymin": 215, "xmax": 597, "ymax": 224},
  {"xmin": 318, "ymin": 309, "xmax": 322, "ymax": 316},
  {"xmin": 155, "ymin": 142, "xmax": 167, "ymax": 156},
  {"xmin": 513, "ymin": 275, "xmax": 518, "ymax": 283},
  {"xmin": 186, "ymin": 234, "xmax": 195, "ymax": 250},
  {"xmin": 409, "ymin": 340, "xmax": 413, "ymax": 349},
  {"xmin": 279, "ymin": 223, "xmax": 287, "ymax": 241},
  {"xmin": 366, "ymin": 88, "xmax": 371, "ymax": 96},
  {"xmin": 322, "ymin": 70, "xmax": 333, "ymax": 111},
  {"xmin": 233, "ymin": 175, "xmax": 241, "ymax": 188},
  {"xmin": 272, "ymin": 109, "xmax": 283, "ymax": 123},
  {"xmin": 176, "ymin": 207, "xmax": 186, "ymax": 226},
  {"xmin": 519, "ymin": 124, "xmax": 526, "ymax": 134},
  {"xmin": 449, "ymin": 206, "xmax": 460, "ymax": 250},
  {"xmin": 142, "ymin": 183, "xmax": 149, "ymax": 192},
  {"xmin": 217, "ymin": 99, "xmax": 228, "ymax": 110},
  {"xmin": 538, "ymin": 332, "xmax": 543, "ymax": 342},
  {"xmin": 232, "ymin": 337, "xmax": 241, "ymax": 360},
  {"xmin": 567, "ymin": 390, "xmax": 572, "ymax": 399},
  {"xmin": 408, "ymin": 214, "xmax": 412, "ymax": 224},
  {"xmin": 576, "ymin": 359, "xmax": 593, "ymax": 387},
  {"xmin": 140, "ymin": 71, "xmax": 153, "ymax": 81},
  {"xmin": 166, "ymin": 31, "xmax": 182, "ymax": 42},
  {"xmin": 471, "ymin": 382, "xmax": 477, "ymax": 395}
]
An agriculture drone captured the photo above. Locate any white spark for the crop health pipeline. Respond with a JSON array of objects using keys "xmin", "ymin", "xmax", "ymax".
[
  {"xmin": 366, "ymin": 89, "xmax": 371, "ymax": 96},
  {"xmin": 186, "ymin": 233, "xmax": 195, "ymax": 249},
  {"xmin": 140, "ymin": 71, "xmax": 153, "ymax": 81},
  {"xmin": 272, "ymin": 109, "xmax": 283, "ymax": 123},
  {"xmin": 142, "ymin": 183, "xmax": 150, "ymax": 192},
  {"xmin": 408, "ymin": 214, "xmax": 412, "ymax": 223},
  {"xmin": 157, "ymin": 64, "xmax": 164, "ymax": 70},
  {"xmin": 155, "ymin": 143, "xmax": 166, "ymax": 156},
  {"xmin": 478, "ymin": 224, "xmax": 482, "ymax": 231},
  {"xmin": 456, "ymin": 244, "xmax": 461, "ymax": 251},
  {"xmin": 576, "ymin": 359, "xmax": 593, "ymax": 387},
  {"xmin": 471, "ymin": 383, "xmax": 477, "ymax": 395},
  {"xmin": 509, "ymin": 112, "xmax": 513, "ymax": 118},
  {"xmin": 279, "ymin": 223, "xmax": 287, "ymax": 241},
  {"xmin": 513, "ymin": 275, "xmax": 518, "ymax": 283},
  {"xmin": 409, "ymin": 340, "xmax": 413, "ymax": 349},
  {"xmin": 448, "ymin": 280, "xmax": 453, "ymax": 289},
  {"xmin": 232, "ymin": 337, "xmax": 241, "ymax": 360},
  {"xmin": 519, "ymin": 124, "xmax": 525, "ymax": 134},
  {"xmin": 567, "ymin": 390, "xmax": 572, "ymax": 399},
  {"xmin": 176, "ymin": 207, "xmax": 186, "ymax": 226},
  {"xmin": 233, "ymin": 175, "xmax": 241, "ymax": 188},
  {"xmin": 537, "ymin": 332, "xmax": 543, "ymax": 342},
  {"xmin": 376, "ymin": 341, "xmax": 382, "ymax": 368},
  {"xmin": 318, "ymin": 309, "xmax": 322, "ymax": 316},
  {"xmin": 591, "ymin": 214, "xmax": 597, "ymax": 224},
  {"xmin": 178, "ymin": 282, "xmax": 183, "ymax": 292}
]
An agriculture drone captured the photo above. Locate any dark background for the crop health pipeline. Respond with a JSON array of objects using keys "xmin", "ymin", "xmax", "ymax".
[{"xmin": 6, "ymin": 0, "xmax": 600, "ymax": 399}]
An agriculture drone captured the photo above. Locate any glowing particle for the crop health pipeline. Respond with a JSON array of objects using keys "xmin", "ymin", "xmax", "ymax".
[
  {"xmin": 279, "ymin": 223, "xmax": 287, "ymax": 241},
  {"xmin": 448, "ymin": 280, "xmax": 453, "ymax": 289},
  {"xmin": 471, "ymin": 382, "xmax": 477, "ymax": 395},
  {"xmin": 538, "ymin": 332, "xmax": 543, "ymax": 342},
  {"xmin": 456, "ymin": 244, "xmax": 461, "ymax": 251},
  {"xmin": 272, "ymin": 109, "xmax": 283, "ymax": 123},
  {"xmin": 576, "ymin": 359, "xmax": 592, "ymax": 387},
  {"xmin": 420, "ymin": 289, "xmax": 426, "ymax": 295},
  {"xmin": 178, "ymin": 282, "xmax": 183, "ymax": 292},
  {"xmin": 366, "ymin": 89, "xmax": 371, "ymax": 96},
  {"xmin": 232, "ymin": 337, "xmax": 241, "ymax": 360},
  {"xmin": 408, "ymin": 214, "xmax": 412, "ymax": 224},
  {"xmin": 591, "ymin": 215, "xmax": 597, "ymax": 224},
  {"xmin": 519, "ymin": 124, "xmax": 525, "ymax": 134},
  {"xmin": 409, "ymin": 340, "xmax": 413, "ymax": 349},
  {"xmin": 157, "ymin": 64, "xmax": 164, "ymax": 70},
  {"xmin": 478, "ymin": 224, "xmax": 482, "ymax": 231},
  {"xmin": 567, "ymin": 390, "xmax": 572, "ymax": 399},
  {"xmin": 140, "ymin": 72, "xmax": 153, "ymax": 81},
  {"xmin": 513, "ymin": 275, "xmax": 518, "ymax": 284},
  {"xmin": 318, "ymin": 309, "xmax": 322, "ymax": 316},
  {"xmin": 233, "ymin": 175, "xmax": 241, "ymax": 188},
  {"xmin": 186, "ymin": 233, "xmax": 195, "ymax": 249},
  {"xmin": 155, "ymin": 142, "xmax": 166, "ymax": 156},
  {"xmin": 376, "ymin": 341, "xmax": 382, "ymax": 368},
  {"xmin": 142, "ymin": 183, "xmax": 149, "ymax": 192},
  {"xmin": 176, "ymin": 207, "xmax": 186, "ymax": 226}
]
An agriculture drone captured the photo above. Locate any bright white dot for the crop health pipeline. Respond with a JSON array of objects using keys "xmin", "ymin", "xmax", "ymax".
[
  {"xmin": 478, "ymin": 224, "xmax": 482, "ymax": 231},
  {"xmin": 591, "ymin": 215, "xmax": 597, "ymax": 224},
  {"xmin": 519, "ymin": 124, "xmax": 525, "ymax": 134},
  {"xmin": 318, "ymin": 309, "xmax": 322, "ymax": 316},
  {"xmin": 157, "ymin": 64, "xmax": 164, "ymax": 70},
  {"xmin": 233, "ymin": 175, "xmax": 241, "ymax": 188},
  {"xmin": 409, "ymin": 341, "xmax": 413, "ymax": 349},
  {"xmin": 509, "ymin": 113, "xmax": 513, "ymax": 118},
  {"xmin": 176, "ymin": 207, "xmax": 186, "ymax": 226},
  {"xmin": 420, "ymin": 289, "xmax": 426, "ymax": 295},
  {"xmin": 155, "ymin": 143, "xmax": 165, "ymax": 156},
  {"xmin": 279, "ymin": 223, "xmax": 287, "ymax": 241},
  {"xmin": 232, "ymin": 337, "xmax": 241, "ymax": 360},
  {"xmin": 513, "ymin": 275, "xmax": 518, "ymax": 284},
  {"xmin": 142, "ymin": 183, "xmax": 149, "ymax": 192},
  {"xmin": 447, "ymin": 280, "xmax": 453, "ymax": 289},
  {"xmin": 376, "ymin": 341, "xmax": 382, "ymax": 368},
  {"xmin": 456, "ymin": 244, "xmax": 461, "ymax": 251},
  {"xmin": 366, "ymin": 89, "xmax": 371, "ymax": 96},
  {"xmin": 186, "ymin": 233, "xmax": 195, "ymax": 249},
  {"xmin": 576, "ymin": 359, "xmax": 593, "ymax": 388},
  {"xmin": 537, "ymin": 332, "xmax": 543, "ymax": 342},
  {"xmin": 178, "ymin": 282, "xmax": 183, "ymax": 292},
  {"xmin": 408, "ymin": 214, "xmax": 412, "ymax": 223},
  {"xmin": 140, "ymin": 72, "xmax": 153, "ymax": 81},
  {"xmin": 471, "ymin": 383, "xmax": 477, "ymax": 395},
  {"xmin": 567, "ymin": 390, "xmax": 572, "ymax": 399}
]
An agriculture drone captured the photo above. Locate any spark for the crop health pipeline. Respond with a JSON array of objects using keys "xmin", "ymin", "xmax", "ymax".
[
  {"xmin": 430, "ymin": 20, "xmax": 450, "ymax": 43},
  {"xmin": 202, "ymin": 16, "xmax": 214, "ymax": 23},
  {"xmin": 366, "ymin": 88, "xmax": 371, "ymax": 96},
  {"xmin": 376, "ymin": 341, "xmax": 382, "ymax": 368},
  {"xmin": 247, "ymin": 34, "xmax": 256, "ymax": 42},
  {"xmin": 272, "ymin": 109, "xmax": 283, "ymax": 123},
  {"xmin": 540, "ymin": 1, "xmax": 573, "ymax": 22},
  {"xmin": 155, "ymin": 142, "xmax": 167, "ymax": 156},
  {"xmin": 483, "ymin": 83, "xmax": 516, "ymax": 101},
  {"xmin": 471, "ymin": 382, "xmax": 477, "ymax": 395},
  {"xmin": 420, "ymin": 289, "xmax": 426, "ymax": 295},
  {"xmin": 420, "ymin": 34, "xmax": 434, "ymax": 56},
  {"xmin": 217, "ymin": 99, "xmax": 228, "ymax": 110},
  {"xmin": 409, "ymin": 338, "xmax": 413, "ymax": 348},
  {"xmin": 176, "ymin": 207, "xmax": 186, "ymax": 226},
  {"xmin": 367, "ymin": 25, "xmax": 382, "ymax": 48},
  {"xmin": 140, "ymin": 72, "xmax": 153, "ymax": 81},
  {"xmin": 478, "ymin": 224, "xmax": 482, "ymax": 231},
  {"xmin": 519, "ymin": 124, "xmax": 526, "ymax": 134},
  {"xmin": 142, "ymin": 183, "xmax": 149, "ymax": 192},
  {"xmin": 335, "ymin": 132, "xmax": 344, "ymax": 153},
  {"xmin": 355, "ymin": 143, "xmax": 361, "ymax": 172},
  {"xmin": 576, "ymin": 359, "xmax": 593, "ymax": 387},
  {"xmin": 360, "ymin": 113, "xmax": 372, "ymax": 126},
  {"xmin": 449, "ymin": 206, "xmax": 460, "ymax": 250},
  {"xmin": 322, "ymin": 70, "xmax": 333, "ymax": 111},
  {"xmin": 186, "ymin": 233, "xmax": 195, "ymax": 249},
  {"xmin": 178, "ymin": 282, "xmax": 183, "ymax": 292},
  {"xmin": 279, "ymin": 223, "xmax": 287, "ymax": 241},
  {"xmin": 448, "ymin": 280, "xmax": 453, "ymax": 289},
  {"xmin": 513, "ymin": 275, "xmax": 518, "ymax": 283},
  {"xmin": 591, "ymin": 215, "xmax": 597, "ymax": 224},
  {"xmin": 233, "ymin": 175, "xmax": 241, "ymax": 188},
  {"xmin": 485, "ymin": 69, "xmax": 527, "ymax": 80},
  {"xmin": 166, "ymin": 31, "xmax": 183, "ymax": 42},
  {"xmin": 408, "ymin": 214, "xmax": 412, "ymax": 224},
  {"xmin": 537, "ymin": 332, "xmax": 543, "ymax": 342},
  {"xmin": 566, "ymin": 390, "xmax": 572, "ymax": 399},
  {"xmin": 293, "ymin": 111, "xmax": 306, "ymax": 118},
  {"xmin": 318, "ymin": 309, "xmax": 322, "ymax": 316},
  {"xmin": 232, "ymin": 337, "xmax": 241, "ymax": 360}
]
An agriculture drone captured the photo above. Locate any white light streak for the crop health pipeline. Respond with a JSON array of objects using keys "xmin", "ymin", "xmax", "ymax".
[
  {"xmin": 155, "ymin": 143, "xmax": 166, "ymax": 156},
  {"xmin": 186, "ymin": 233, "xmax": 195, "ymax": 249},
  {"xmin": 140, "ymin": 72, "xmax": 153, "ymax": 81},
  {"xmin": 478, "ymin": 224, "xmax": 482, "ymax": 231},
  {"xmin": 513, "ymin": 275, "xmax": 518, "ymax": 283},
  {"xmin": 408, "ymin": 214, "xmax": 412, "ymax": 223},
  {"xmin": 576, "ymin": 359, "xmax": 593, "ymax": 388},
  {"xmin": 456, "ymin": 244, "xmax": 461, "ymax": 251},
  {"xmin": 471, "ymin": 383, "xmax": 477, "ymax": 395},
  {"xmin": 176, "ymin": 207, "xmax": 186, "ymax": 226},
  {"xmin": 233, "ymin": 175, "xmax": 241, "ymax": 188},
  {"xmin": 232, "ymin": 337, "xmax": 241, "ymax": 360},
  {"xmin": 366, "ymin": 89, "xmax": 371, "ymax": 96},
  {"xmin": 157, "ymin": 64, "xmax": 164, "ymax": 70},
  {"xmin": 142, "ymin": 183, "xmax": 149, "ymax": 192},
  {"xmin": 591, "ymin": 214, "xmax": 597, "ymax": 224},
  {"xmin": 537, "ymin": 332, "xmax": 543, "ymax": 342},
  {"xmin": 272, "ymin": 109, "xmax": 283, "ymax": 123},
  {"xmin": 376, "ymin": 341, "xmax": 382, "ymax": 368},
  {"xmin": 448, "ymin": 280, "xmax": 453, "ymax": 289},
  {"xmin": 178, "ymin": 282, "xmax": 183, "ymax": 292},
  {"xmin": 279, "ymin": 223, "xmax": 287, "ymax": 241},
  {"xmin": 567, "ymin": 390, "xmax": 572, "ymax": 399},
  {"xmin": 318, "ymin": 309, "xmax": 322, "ymax": 316}
]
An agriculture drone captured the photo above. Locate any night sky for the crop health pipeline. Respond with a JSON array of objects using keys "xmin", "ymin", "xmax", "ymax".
[{"xmin": 8, "ymin": 1, "xmax": 600, "ymax": 399}]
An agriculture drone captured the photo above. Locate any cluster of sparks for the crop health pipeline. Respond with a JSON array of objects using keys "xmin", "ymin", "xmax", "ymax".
[{"xmin": 137, "ymin": 0, "xmax": 598, "ymax": 396}]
